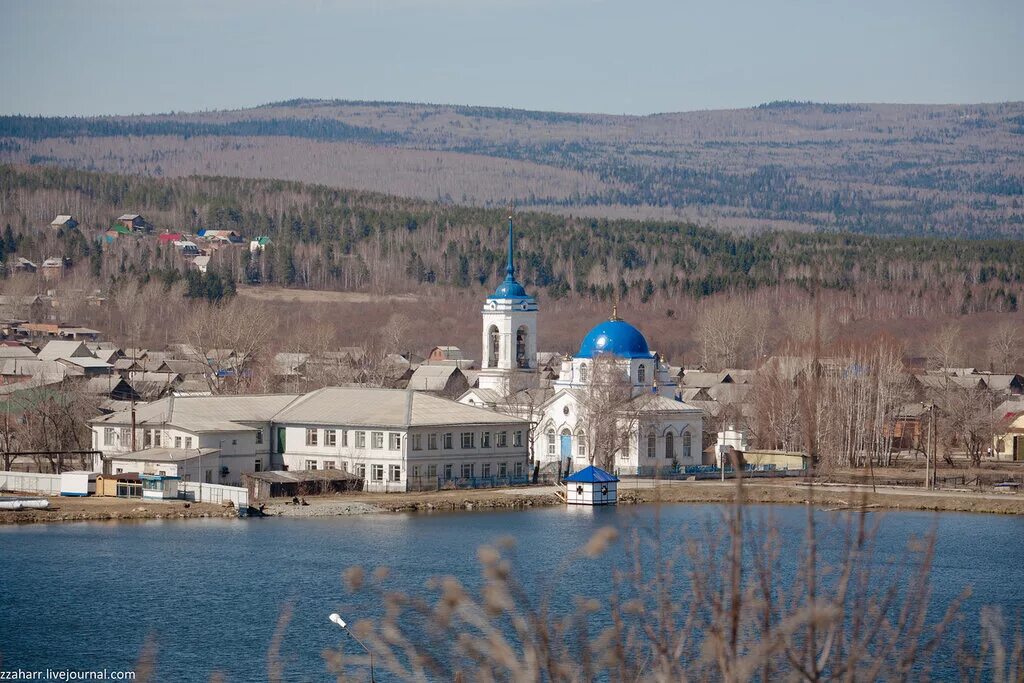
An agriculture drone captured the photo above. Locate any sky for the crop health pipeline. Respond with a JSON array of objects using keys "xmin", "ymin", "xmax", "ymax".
[{"xmin": 1, "ymin": 0, "xmax": 1022, "ymax": 116}]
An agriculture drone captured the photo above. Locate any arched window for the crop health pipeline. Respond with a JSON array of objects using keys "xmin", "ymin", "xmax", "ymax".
[
  {"xmin": 579, "ymin": 363, "xmax": 588, "ymax": 383},
  {"xmin": 647, "ymin": 433, "xmax": 656, "ymax": 458},
  {"xmin": 664, "ymin": 432, "xmax": 674, "ymax": 460},
  {"xmin": 487, "ymin": 326, "xmax": 500, "ymax": 368},
  {"xmin": 683, "ymin": 431, "xmax": 692, "ymax": 460},
  {"xmin": 576, "ymin": 431, "xmax": 586, "ymax": 457},
  {"xmin": 637, "ymin": 364, "xmax": 646, "ymax": 383},
  {"xmin": 516, "ymin": 326, "xmax": 528, "ymax": 368},
  {"xmin": 546, "ymin": 428, "xmax": 556, "ymax": 456}
]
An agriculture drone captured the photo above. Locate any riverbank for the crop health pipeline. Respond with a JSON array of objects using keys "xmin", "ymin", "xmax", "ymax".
[
  {"xmin": 0, "ymin": 496, "xmax": 238, "ymax": 524},
  {"xmin": 3, "ymin": 479, "xmax": 1024, "ymax": 524}
]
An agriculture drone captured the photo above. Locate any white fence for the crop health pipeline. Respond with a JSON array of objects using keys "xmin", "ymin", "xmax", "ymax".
[
  {"xmin": 179, "ymin": 482, "xmax": 249, "ymax": 508},
  {"xmin": 0, "ymin": 471, "xmax": 61, "ymax": 495}
]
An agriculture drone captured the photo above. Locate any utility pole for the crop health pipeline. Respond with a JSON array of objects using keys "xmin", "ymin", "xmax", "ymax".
[{"xmin": 924, "ymin": 403, "xmax": 932, "ymax": 490}]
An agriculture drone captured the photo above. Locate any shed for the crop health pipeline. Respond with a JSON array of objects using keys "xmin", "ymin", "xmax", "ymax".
[
  {"xmin": 141, "ymin": 474, "xmax": 180, "ymax": 500},
  {"xmin": 564, "ymin": 465, "xmax": 618, "ymax": 506},
  {"xmin": 96, "ymin": 472, "xmax": 142, "ymax": 497},
  {"xmin": 60, "ymin": 471, "xmax": 99, "ymax": 497},
  {"xmin": 243, "ymin": 469, "xmax": 365, "ymax": 502}
]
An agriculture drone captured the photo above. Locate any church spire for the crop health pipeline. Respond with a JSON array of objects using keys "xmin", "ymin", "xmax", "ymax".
[{"xmin": 505, "ymin": 213, "xmax": 516, "ymax": 281}]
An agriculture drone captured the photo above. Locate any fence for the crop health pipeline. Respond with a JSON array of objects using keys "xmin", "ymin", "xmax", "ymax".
[
  {"xmin": 179, "ymin": 481, "xmax": 249, "ymax": 508},
  {"xmin": 405, "ymin": 475, "xmax": 534, "ymax": 492},
  {"xmin": 616, "ymin": 464, "xmax": 806, "ymax": 480},
  {"xmin": 0, "ymin": 471, "xmax": 62, "ymax": 495}
]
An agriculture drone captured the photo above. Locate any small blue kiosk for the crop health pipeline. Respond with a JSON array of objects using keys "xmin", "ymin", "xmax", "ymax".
[{"xmin": 564, "ymin": 466, "xmax": 619, "ymax": 506}]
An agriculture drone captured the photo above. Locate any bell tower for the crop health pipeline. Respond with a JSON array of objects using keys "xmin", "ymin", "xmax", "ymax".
[{"xmin": 478, "ymin": 214, "xmax": 538, "ymax": 392}]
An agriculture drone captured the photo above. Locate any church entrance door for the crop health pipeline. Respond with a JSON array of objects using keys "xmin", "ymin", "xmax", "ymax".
[{"xmin": 560, "ymin": 430, "xmax": 572, "ymax": 460}]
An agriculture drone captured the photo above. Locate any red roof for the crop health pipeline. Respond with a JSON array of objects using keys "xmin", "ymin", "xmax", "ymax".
[{"xmin": 158, "ymin": 233, "xmax": 183, "ymax": 243}]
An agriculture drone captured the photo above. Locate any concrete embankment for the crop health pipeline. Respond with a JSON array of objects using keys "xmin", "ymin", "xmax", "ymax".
[{"xmin": 3, "ymin": 480, "xmax": 1023, "ymax": 524}]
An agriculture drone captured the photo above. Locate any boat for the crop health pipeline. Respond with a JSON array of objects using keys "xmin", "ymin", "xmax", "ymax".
[{"xmin": 0, "ymin": 496, "xmax": 50, "ymax": 511}]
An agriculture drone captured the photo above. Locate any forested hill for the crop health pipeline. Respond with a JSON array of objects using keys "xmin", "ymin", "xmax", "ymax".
[
  {"xmin": 1, "ymin": 165, "xmax": 1022, "ymax": 321},
  {"xmin": 1, "ymin": 99, "xmax": 1022, "ymax": 239}
]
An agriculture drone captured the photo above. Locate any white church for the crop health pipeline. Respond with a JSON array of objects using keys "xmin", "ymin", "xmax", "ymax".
[{"xmin": 459, "ymin": 217, "xmax": 704, "ymax": 476}]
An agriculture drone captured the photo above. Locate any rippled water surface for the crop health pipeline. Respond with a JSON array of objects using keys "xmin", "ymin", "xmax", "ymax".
[{"xmin": 2, "ymin": 504, "xmax": 1022, "ymax": 681}]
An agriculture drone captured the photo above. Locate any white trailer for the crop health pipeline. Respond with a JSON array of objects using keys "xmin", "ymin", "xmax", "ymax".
[{"xmin": 60, "ymin": 471, "xmax": 99, "ymax": 497}]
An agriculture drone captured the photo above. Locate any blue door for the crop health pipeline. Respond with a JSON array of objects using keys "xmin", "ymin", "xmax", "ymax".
[{"xmin": 560, "ymin": 432, "xmax": 572, "ymax": 459}]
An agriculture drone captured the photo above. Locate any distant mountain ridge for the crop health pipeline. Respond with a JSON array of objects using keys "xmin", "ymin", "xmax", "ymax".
[{"xmin": 1, "ymin": 99, "xmax": 1022, "ymax": 239}]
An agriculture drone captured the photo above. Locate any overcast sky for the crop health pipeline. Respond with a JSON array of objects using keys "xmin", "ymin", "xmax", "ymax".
[{"xmin": 1, "ymin": 0, "xmax": 1021, "ymax": 116}]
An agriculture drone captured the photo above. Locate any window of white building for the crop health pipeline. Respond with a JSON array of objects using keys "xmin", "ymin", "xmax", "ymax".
[
  {"xmin": 324, "ymin": 460, "xmax": 336, "ymax": 469},
  {"xmin": 371, "ymin": 432, "xmax": 384, "ymax": 449},
  {"xmin": 499, "ymin": 462, "xmax": 508, "ymax": 477},
  {"xmin": 255, "ymin": 428, "xmax": 263, "ymax": 445},
  {"xmin": 325, "ymin": 429, "xmax": 337, "ymax": 446},
  {"xmin": 174, "ymin": 436, "xmax": 182, "ymax": 448},
  {"xmin": 482, "ymin": 463, "xmax": 491, "ymax": 478},
  {"xmin": 514, "ymin": 462, "xmax": 524, "ymax": 477},
  {"xmin": 184, "ymin": 437, "xmax": 192, "ymax": 449},
  {"xmin": 546, "ymin": 429, "xmax": 556, "ymax": 456},
  {"xmin": 153, "ymin": 430, "xmax": 161, "ymax": 447},
  {"xmin": 427, "ymin": 464, "xmax": 438, "ymax": 478},
  {"xmin": 305, "ymin": 459, "xmax": 318, "ymax": 470},
  {"xmin": 443, "ymin": 464, "xmax": 453, "ymax": 480},
  {"xmin": 647, "ymin": 433, "xmax": 656, "ymax": 458},
  {"xmin": 389, "ymin": 433, "xmax": 401, "ymax": 450},
  {"xmin": 355, "ymin": 431, "xmax": 366, "ymax": 448},
  {"xmin": 342, "ymin": 430, "xmax": 348, "ymax": 447},
  {"xmin": 389, "ymin": 464, "xmax": 401, "ymax": 481},
  {"xmin": 443, "ymin": 433, "xmax": 453, "ymax": 449},
  {"xmin": 371, "ymin": 464, "xmax": 384, "ymax": 481},
  {"xmin": 411, "ymin": 434, "xmax": 422, "ymax": 450},
  {"xmin": 428, "ymin": 433, "xmax": 437, "ymax": 450},
  {"xmin": 637, "ymin": 364, "xmax": 646, "ymax": 383},
  {"xmin": 104, "ymin": 427, "xmax": 115, "ymax": 446},
  {"xmin": 683, "ymin": 431, "xmax": 692, "ymax": 460},
  {"xmin": 461, "ymin": 463, "xmax": 474, "ymax": 479},
  {"xmin": 496, "ymin": 431, "xmax": 508, "ymax": 448},
  {"xmin": 577, "ymin": 431, "xmax": 586, "ymax": 457},
  {"xmin": 461, "ymin": 432, "xmax": 475, "ymax": 449},
  {"xmin": 481, "ymin": 431, "xmax": 491, "ymax": 448},
  {"xmin": 306, "ymin": 428, "xmax": 318, "ymax": 446},
  {"xmin": 513, "ymin": 431, "xmax": 523, "ymax": 447},
  {"xmin": 665, "ymin": 432, "xmax": 674, "ymax": 460},
  {"xmin": 580, "ymin": 363, "xmax": 588, "ymax": 383}
]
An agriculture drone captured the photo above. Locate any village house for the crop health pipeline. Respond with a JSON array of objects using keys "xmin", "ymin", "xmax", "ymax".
[
  {"xmin": 50, "ymin": 215, "xmax": 79, "ymax": 230},
  {"xmin": 41, "ymin": 257, "xmax": 69, "ymax": 281},
  {"xmin": 992, "ymin": 399, "xmax": 1024, "ymax": 461},
  {"xmin": 117, "ymin": 214, "xmax": 147, "ymax": 231}
]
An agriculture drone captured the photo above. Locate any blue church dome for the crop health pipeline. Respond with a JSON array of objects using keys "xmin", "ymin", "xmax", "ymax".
[{"xmin": 576, "ymin": 317, "xmax": 653, "ymax": 359}]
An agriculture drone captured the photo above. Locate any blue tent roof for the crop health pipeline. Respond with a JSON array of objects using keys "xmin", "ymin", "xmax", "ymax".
[{"xmin": 564, "ymin": 465, "xmax": 619, "ymax": 483}]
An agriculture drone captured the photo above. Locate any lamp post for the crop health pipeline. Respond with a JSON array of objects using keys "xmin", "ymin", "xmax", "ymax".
[{"xmin": 329, "ymin": 613, "xmax": 375, "ymax": 682}]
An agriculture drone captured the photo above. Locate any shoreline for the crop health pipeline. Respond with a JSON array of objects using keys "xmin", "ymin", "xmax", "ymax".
[{"xmin": 4, "ymin": 479, "xmax": 1024, "ymax": 525}]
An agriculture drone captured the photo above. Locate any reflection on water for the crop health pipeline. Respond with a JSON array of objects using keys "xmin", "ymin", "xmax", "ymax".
[{"xmin": 1, "ymin": 504, "xmax": 1022, "ymax": 681}]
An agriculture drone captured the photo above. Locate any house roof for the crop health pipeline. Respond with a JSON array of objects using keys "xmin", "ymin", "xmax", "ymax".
[
  {"xmin": 51, "ymin": 215, "xmax": 76, "ymax": 225},
  {"xmin": 274, "ymin": 387, "xmax": 525, "ymax": 428},
  {"xmin": 0, "ymin": 345, "xmax": 36, "ymax": 360},
  {"xmin": 37, "ymin": 340, "xmax": 93, "ymax": 361},
  {"xmin": 118, "ymin": 214, "xmax": 141, "ymax": 221},
  {"xmin": 56, "ymin": 357, "xmax": 112, "ymax": 370},
  {"xmin": 681, "ymin": 371, "xmax": 730, "ymax": 388},
  {"xmin": 406, "ymin": 365, "xmax": 466, "ymax": 391},
  {"xmin": 565, "ymin": 465, "xmax": 619, "ymax": 483}
]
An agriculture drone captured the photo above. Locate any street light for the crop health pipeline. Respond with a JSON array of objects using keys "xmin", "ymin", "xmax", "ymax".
[{"xmin": 329, "ymin": 613, "xmax": 375, "ymax": 682}]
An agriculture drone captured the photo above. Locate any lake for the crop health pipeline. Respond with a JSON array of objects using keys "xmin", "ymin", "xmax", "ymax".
[{"xmin": 2, "ymin": 504, "xmax": 1022, "ymax": 681}]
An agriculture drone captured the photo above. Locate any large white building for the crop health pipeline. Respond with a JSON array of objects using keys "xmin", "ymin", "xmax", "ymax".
[
  {"xmin": 89, "ymin": 388, "xmax": 530, "ymax": 491},
  {"xmin": 460, "ymin": 219, "xmax": 703, "ymax": 476},
  {"xmin": 273, "ymin": 387, "xmax": 529, "ymax": 491}
]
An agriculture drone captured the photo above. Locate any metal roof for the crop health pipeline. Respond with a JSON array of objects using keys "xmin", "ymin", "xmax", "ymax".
[
  {"xmin": 565, "ymin": 465, "xmax": 619, "ymax": 483},
  {"xmin": 274, "ymin": 387, "xmax": 526, "ymax": 428}
]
